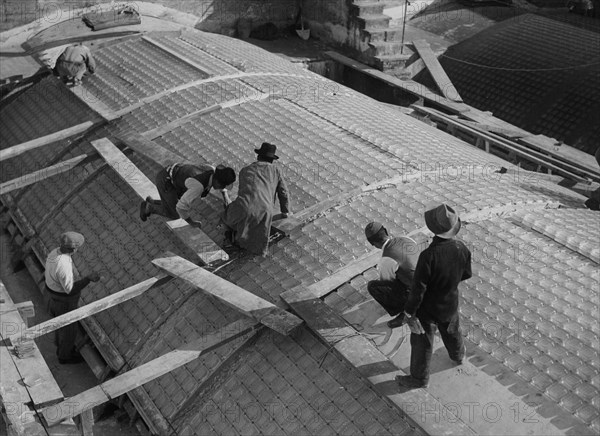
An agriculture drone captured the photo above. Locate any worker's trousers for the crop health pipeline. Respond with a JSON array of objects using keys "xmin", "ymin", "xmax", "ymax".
[
  {"xmin": 410, "ymin": 315, "xmax": 464, "ymax": 384},
  {"xmin": 46, "ymin": 288, "xmax": 81, "ymax": 360},
  {"xmin": 367, "ymin": 279, "xmax": 409, "ymax": 316},
  {"xmin": 148, "ymin": 168, "xmax": 180, "ymax": 219}
]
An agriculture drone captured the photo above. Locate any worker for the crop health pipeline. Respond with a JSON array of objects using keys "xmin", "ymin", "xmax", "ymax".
[
  {"xmin": 140, "ymin": 163, "xmax": 236, "ymax": 227},
  {"xmin": 396, "ymin": 204, "xmax": 472, "ymax": 389},
  {"xmin": 54, "ymin": 43, "xmax": 96, "ymax": 87},
  {"xmin": 44, "ymin": 232, "xmax": 101, "ymax": 364},
  {"xmin": 364, "ymin": 222, "xmax": 420, "ymax": 329},
  {"xmin": 221, "ymin": 142, "xmax": 290, "ymax": 256}
]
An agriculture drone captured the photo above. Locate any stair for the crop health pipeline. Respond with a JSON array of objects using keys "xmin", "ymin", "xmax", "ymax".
[{"xmin": 349, "ymin": 0, "xmax": 415, "ymax": 73}]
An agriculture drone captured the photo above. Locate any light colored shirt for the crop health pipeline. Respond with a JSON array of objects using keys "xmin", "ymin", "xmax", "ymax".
[
  {"xmin": 176, "ymin": 175, "xmax": 212, "ymax": 220},
  {"xmin": 45, "ymin": 248, "xmax": 75, "ymax": 293},
  {"xmin": 377, "ymin": 238, "xmax": 397, "ymax": 281}
]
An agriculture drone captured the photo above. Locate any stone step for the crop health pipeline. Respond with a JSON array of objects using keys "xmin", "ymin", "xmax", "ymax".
[
  {"xmin": 355, "ymin": 13, "xmax": 392, "ymax": 30},
  {"xmin": 373, "ymin": 53, "xmax": 413, "ymax": 72},
  {"xmin": 362, "ymin": 26, "xmax": 407, "ymax": 43},
  {"xmin": 368, "ymin": 40, "xmax": 408, "ymax": 56},
  {"xmin": 350, "ymin": 1, "xmax": 385, "ymax": 16}
]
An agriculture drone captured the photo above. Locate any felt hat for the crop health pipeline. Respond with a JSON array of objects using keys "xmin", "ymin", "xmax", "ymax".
[
  {"xmin": 254, "ymin": 142, "xmax": 279, "ymax": 160},
  {"xmin": 364, "ymin": 222, "xmax": 384, "ymax": 239},
  {"xmin": 424, "ymin": 204, "xmax": 461, "ymax": 238},
  {"xmin": 60, "ymin": 232, "xmax": 85, "ymax": 250}
]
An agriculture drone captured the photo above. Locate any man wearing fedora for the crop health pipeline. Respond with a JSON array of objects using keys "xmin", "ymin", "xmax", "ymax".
[
  {"xmin": 140, "ymin": 163, "xmax": 236, "ymax": 227},
  {"xmin": 364, "ymin": 222, "xmax": 421, "ymax": 328},
  {"xmin": 44, "ymin": 232, "xmax": 101, "ymax": 364},
  {"xmin": 396, "ymin": 204, "xmax": 472, "ymax": 389},
  {"xmin": 222, "ymin": 142, "xmax": 290, "ymax": 256}
]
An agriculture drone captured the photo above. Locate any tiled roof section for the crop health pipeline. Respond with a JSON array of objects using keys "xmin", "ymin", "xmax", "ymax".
[
  {"xmin": 416, "ymin": 14, "xmax": 600, "ymax": 154},
  {"xmin": 3, "ymin": 29, "xmax": 597, "ymax": 436},
  {"xmin": 459, "ymin": 218, "xmax": 599, "ymax": 430},
  {"xmin": 0, "ymin": 75, "xmax": 97, "ymax": 148},
  {"xmin": 84, "ymin": 38, "xmax": 208, "ymax": 111},
  {"xmin": 147, "ymin": 33, "xmax": 241, "ymax": 76},
  {"xmin": 511, "ymin": 208, "xmax": 600, "ymax": 263},
  {"xmin": 179, "ymin": 31, "xmax": 311, "ymax": 75},
  {"xmin": 176, "ymin": 328, "xmax": 426, "ymax": 436}
]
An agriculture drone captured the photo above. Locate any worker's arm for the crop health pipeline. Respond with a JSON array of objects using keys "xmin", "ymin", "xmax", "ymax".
[
  {"xmin": 404, "ymin": 253, "xmax": 429, "ymax": 317},
  {"xmin": 276, "ymin": 168, "xmax": 290, "ymax": 216},
  {"xmin": 83, "ymin": 46, "xmax": 96, "ymax": 74},
  {"xmin": 176, "ymin": 178, "xmax": 205, "ymax": 226},
  {"xmin": 461, "ymin": 247, "xmax": 472, "ymax": 281}
]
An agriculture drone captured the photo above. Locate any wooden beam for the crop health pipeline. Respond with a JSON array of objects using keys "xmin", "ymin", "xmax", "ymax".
[
  {"xmin": 0, "ymin": 154, "xmax": 92, "ymax": 195},
  {"xmin": 166, "ymin": 219, "xmax": 229, "ymax": 265},
  {"xmin": 0, "ymin": 122, "xmax": 94, "ymax": 162},
  {"xmin": 281, "ymin": 296, "xmax": 475, "ymax": 436},
  {"xmin": 0, "ymin": 283, "xmax": 64, "ymax": 409},
  {"xmin": 152, "ymin": 253, "xmax": 303, "ymax": 335},
  {"xmin": 142, "ymin": 36, "xmax": 209, "ymax": 75},
  {"xmin": 412, "ymin": 40, "xmax": 462, "ymax": 102},
  {"xmin": 9, "ymin": 275, "xmax": 172, "ymax": 344},
  {"xmin": 90, "ymin": 138, "xmax": 159, "ymax": 200},
  {"xmin": 142, "ymin": 104, "xmax": 222, "ymax": 140},
  {"xmin": 42, "ymin": 319, "xmax": 260, "ymax": 427},
  {"xmin": 117, "ymin": 134, "xmax": 183, "ymax": 168}
]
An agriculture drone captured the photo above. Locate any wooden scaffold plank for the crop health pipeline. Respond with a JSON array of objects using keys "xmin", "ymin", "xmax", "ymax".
[
  {"xmin": 412, "ymin": 40, "xmax": 462, "ymax": 102},
  {"xmin": 9, "ymin": 274, "xmax": 172, "ymax": 345},
  {"xmin": 41, "ymin": 319, "xmax": 260, "ymax": 427},
  {"xmin": 152, "ymin": 253, "xmax": 303, "ymax": 335},
  {"xmin": 0, "ymin": 121, "xmax": 94, "ymax": 162}
]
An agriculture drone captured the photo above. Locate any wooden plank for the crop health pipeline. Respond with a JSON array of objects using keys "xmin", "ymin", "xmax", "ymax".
[
  {"xmin": 42, "ymin": 319, "xmax": 259, "ymax": 427},
  {"xmin": 282, "ymin": 297, "xmax": 475, "ymax": 436},
  {"xmin": 0, "ymin": 344, "xmax": 34, "ymax": 436},
  {"xmin": 412, "ymin": 106, "xmax": 597, "ymax": 182},
  {"xmin": 142, "ymin": 104, "xmax": 223, "ymax": 140},
  {"xmin": 0, "ymin": 154, "xmax": 90, "ymax": 195},
  {"xmin": 90, "ymin": 138, "xmax": 159, "ymax": 200},
  {"xmin": 142, "ymin": 36, "xmax": 209, "ymax": 74},
  {"xmin": 166, "ymin": 219, "xmax": 228, "ymax": 265},
  {"xmin": 412, "ymin": 40, "xmax": 462, "ymax": 102},
  {"xmin": 282, "ymin": 250, "xmax": 380, "ymax": 303},
  {"xmin": 9, "ymin": 275, "xmax": 172, "ymax": 344},
  {"xmin": 80, "ymin": 409, "xmax": 94, "ymax": 436},
  {"xmin": 117, "ymin": 134, "xmax": 183, "ymax": 168},
  {"xmin": 0, "ymin": 284, "xmax": 64, "ymax": 409},
  {"xmin": 152, "ymin": 253, "xmax": 303, "ymax": 335},
  {"xmin": 0, "ymin": 122, "xmax": 94, "ymax": 162}
]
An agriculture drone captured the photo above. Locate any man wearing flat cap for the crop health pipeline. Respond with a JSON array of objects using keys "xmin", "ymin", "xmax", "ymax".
[
  {"xmin": 44, "ymin": 232, "xmax": 101, "ymax": 364},
  {"xmin": 397, "ymin": 204, "xmax": 472, "ymax": 389},
  {"xmin": 364, "ymin": 222, "xmax": 421, "ymax": 328},
  {"xmin": 222, "ymin": 143, "xmax": 290, "ymax": 256}
]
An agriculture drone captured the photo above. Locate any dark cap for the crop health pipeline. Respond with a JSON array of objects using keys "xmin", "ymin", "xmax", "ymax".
[
  {"xmin": 60, "ymin": 232, "xmax": 85, "ymax": 250},
  {"xmin": 364, "ymin": 222, "xmax": 384, "ymax": 239}
]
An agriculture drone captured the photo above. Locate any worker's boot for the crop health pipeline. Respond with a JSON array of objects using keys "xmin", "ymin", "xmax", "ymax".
[{"xmin": 139, "ymin": 198, "xmax": 152, "ymax": 222}]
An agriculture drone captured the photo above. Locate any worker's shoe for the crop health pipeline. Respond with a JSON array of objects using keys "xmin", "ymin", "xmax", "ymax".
[
  {"xmin": 585, "ymin": 198, "xmax": 600, "ymax": 211},
  {"xmin": 396, "ymin": 375, "xmax": 428, "ymax": 389},
  {"xmin": 451, "ymin": 343, "xmax": 467, "ymax": 365},
  {"xmin": 387, "ymin": 313, "xmax": 407, "ymax": 329},
  {"xmin": 58, "ymin": 354, "xmax": 84, "ymax": 365},
  {"xmin": 139, "ymin": 197, "xmax": 153, "ymax": 222}
]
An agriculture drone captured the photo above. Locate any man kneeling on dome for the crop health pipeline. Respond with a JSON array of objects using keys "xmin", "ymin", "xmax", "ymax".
[{"xmin": 364, "ymin": 222, "xmax": 421, "ymax": 329}]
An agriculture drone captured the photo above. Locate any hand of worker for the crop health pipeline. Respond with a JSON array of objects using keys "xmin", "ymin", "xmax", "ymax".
[
  {"xmin": 405, "ymin": 313, "xmax": 425, "ymax": 335},
  {"xmin": 187, "ymin": 219, "xmax": 202, "ymax": 229},
  {"xmin": 87, "ymin": 272, "xmax": 101, "ymax": 282}
]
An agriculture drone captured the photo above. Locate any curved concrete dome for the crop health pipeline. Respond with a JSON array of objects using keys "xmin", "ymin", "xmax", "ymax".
[{"xmin": 1, "ymin": 10, "xmax": 598, "ymax": 435}]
